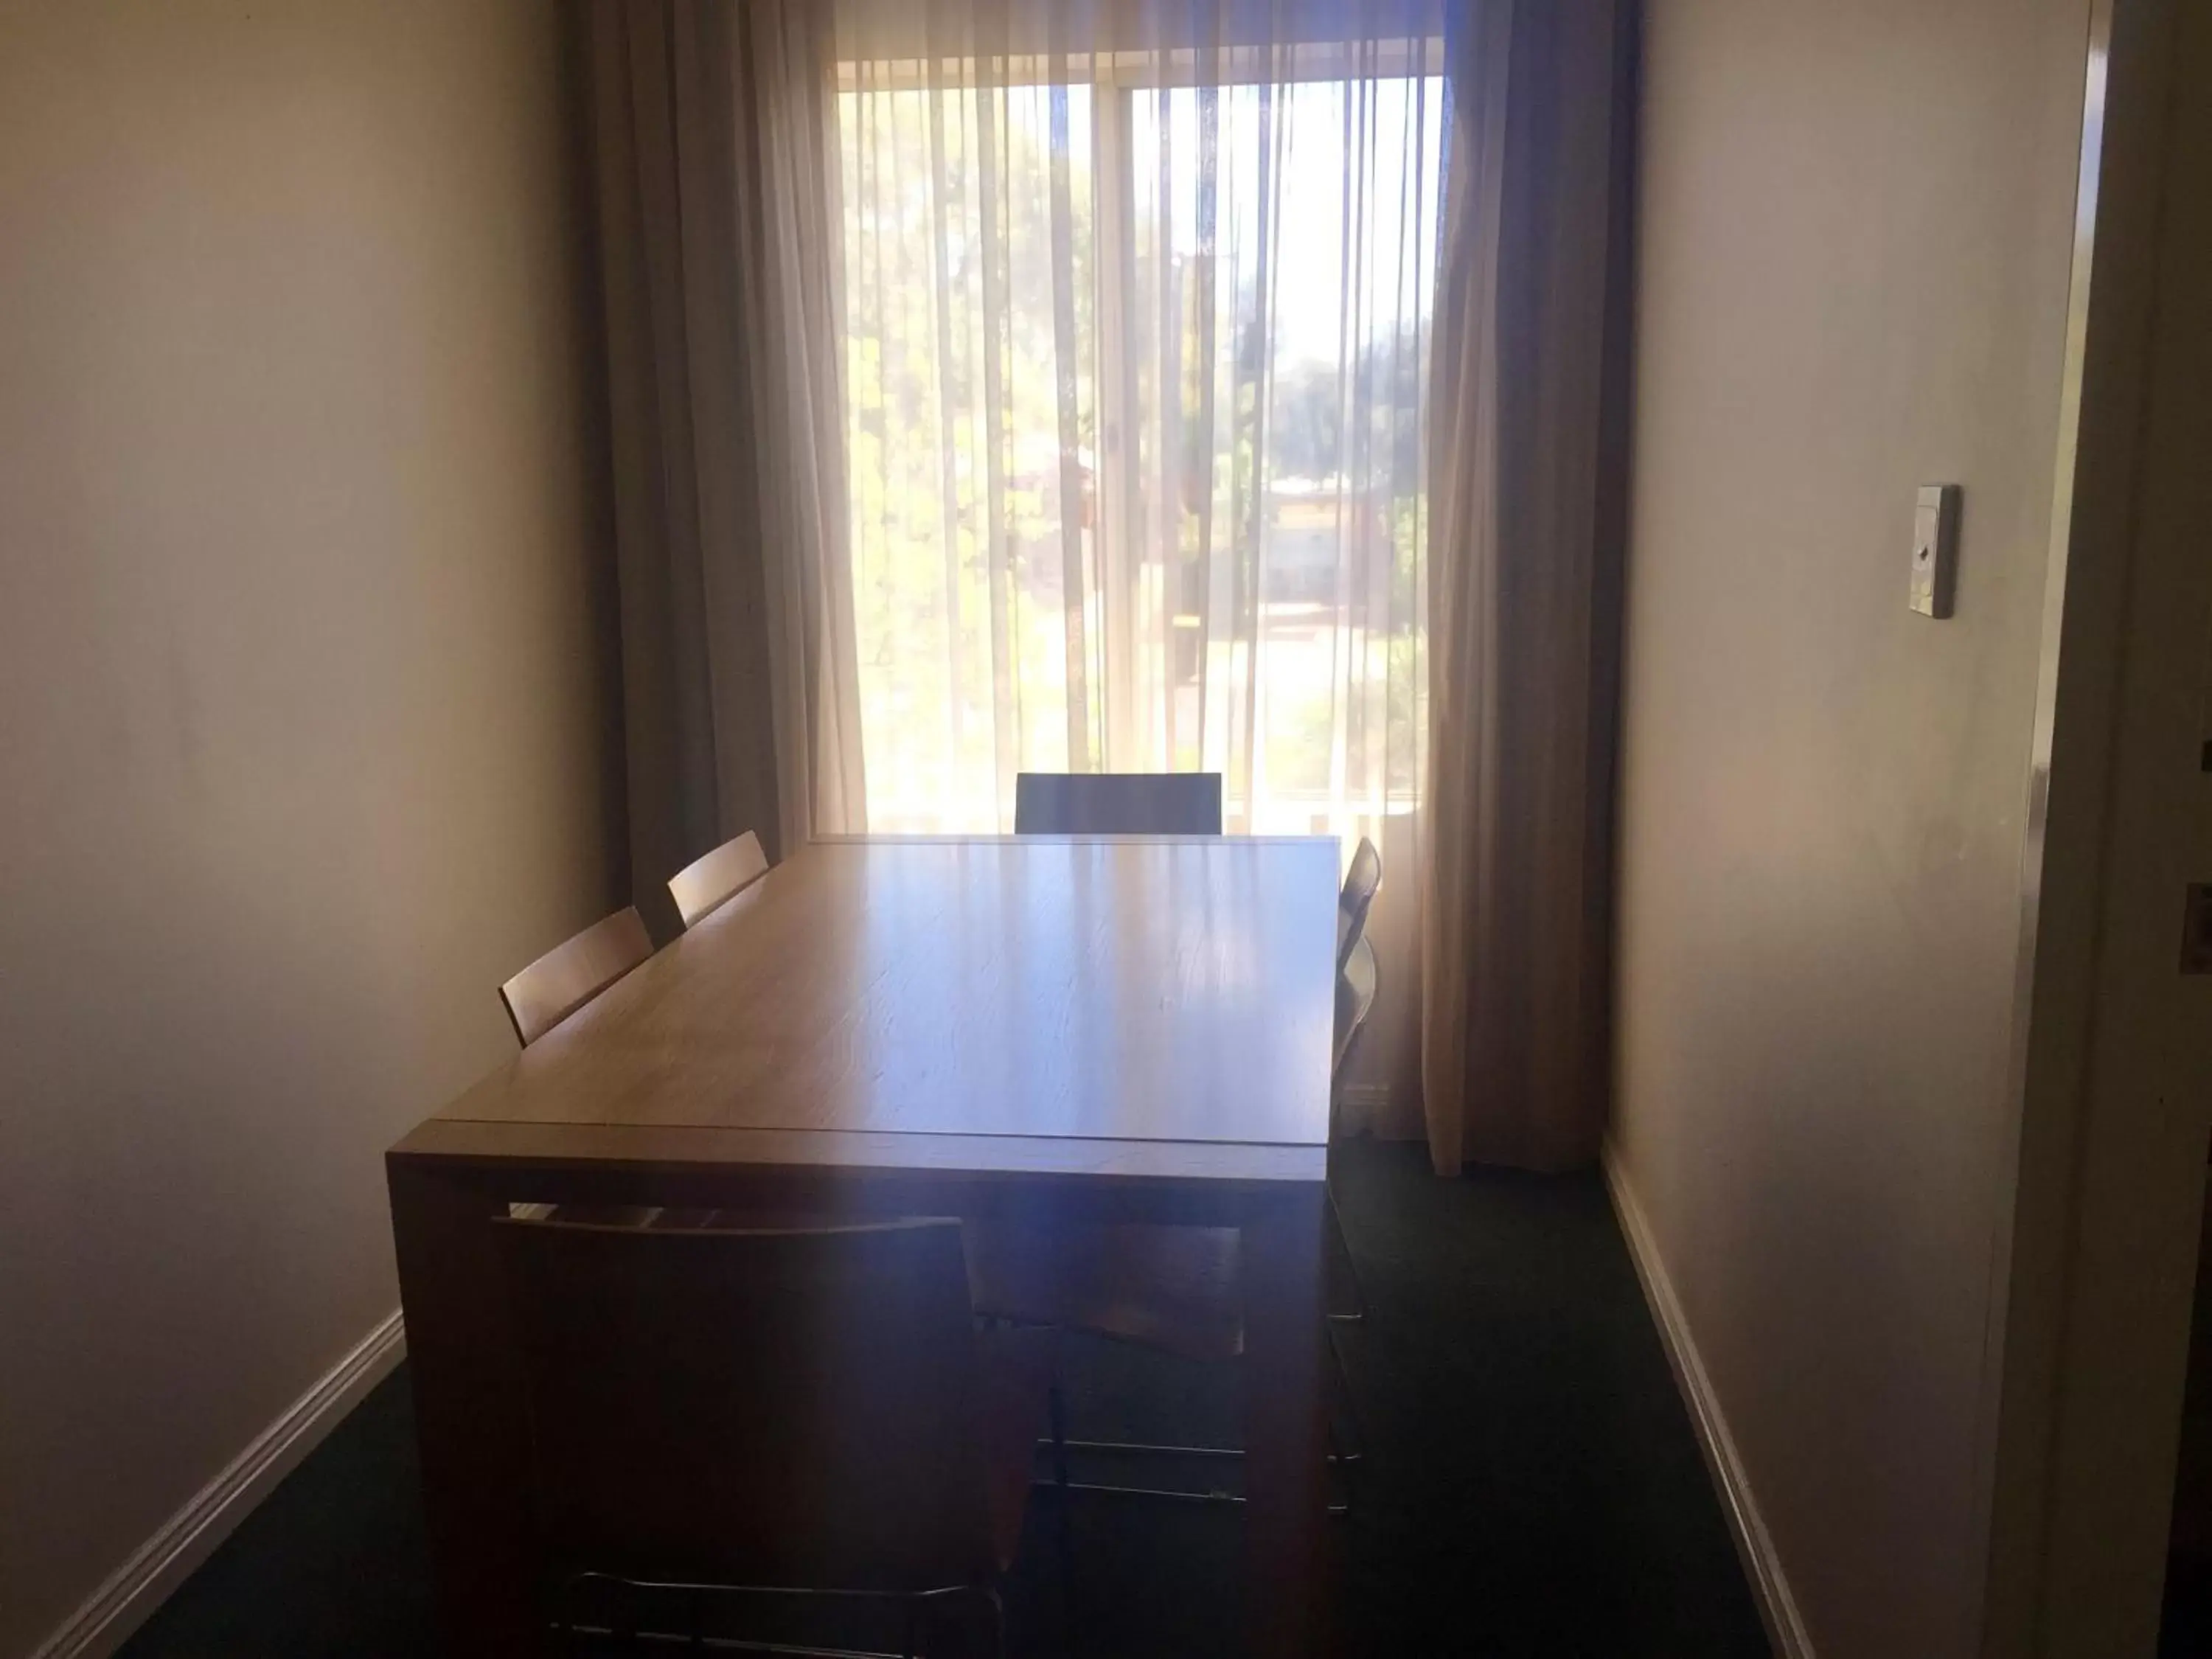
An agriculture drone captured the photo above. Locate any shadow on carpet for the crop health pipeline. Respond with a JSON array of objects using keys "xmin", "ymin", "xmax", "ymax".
[{"xmin": 119, "ymin": 1142, "xmax": 1769, "ymax": 1658}]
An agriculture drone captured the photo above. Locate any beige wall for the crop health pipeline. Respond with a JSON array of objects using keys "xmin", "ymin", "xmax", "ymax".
[
  {"xmin": 1612, "ymin": 0, "xmax": 2091, "ymax": 1655},
  {"xmin": 0, "ymin": 1, "xmax": 617, "ymax": 1652}
]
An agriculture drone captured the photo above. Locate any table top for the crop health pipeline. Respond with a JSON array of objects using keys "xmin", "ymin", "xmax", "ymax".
[{"xmin": 399, "ymin": 835, "xmax": 1340, "ymax": 1185}]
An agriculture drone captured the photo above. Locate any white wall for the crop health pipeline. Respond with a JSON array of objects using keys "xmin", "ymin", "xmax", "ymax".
[
  {"xmin": 1611, "ymin": 0, "xmax": 2092, "ymax": 1654},
  {"xmin": 0, "ymin": 1, "xmax": 619, "ymax": 1652}
]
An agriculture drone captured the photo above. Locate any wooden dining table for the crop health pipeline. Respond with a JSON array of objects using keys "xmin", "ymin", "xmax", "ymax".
[{"xmin": 386, "ymin": 833, "xmax": 1341, "ymax": 1658}]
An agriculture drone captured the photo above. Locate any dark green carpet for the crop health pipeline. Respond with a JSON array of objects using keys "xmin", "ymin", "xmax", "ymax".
[
  {"xmin": 2167, "ymin": 1564, "xmax": 2211, "ymax": 1658},
  {"xmin": 118, "ymin": 1142, "xmax": 1769, "ymax": 1658}
]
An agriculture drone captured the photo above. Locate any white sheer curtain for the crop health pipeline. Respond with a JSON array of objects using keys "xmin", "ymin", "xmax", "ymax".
[{"xmin": 828, "ymin": 0, "xmax": 1444, "ymax": 839}]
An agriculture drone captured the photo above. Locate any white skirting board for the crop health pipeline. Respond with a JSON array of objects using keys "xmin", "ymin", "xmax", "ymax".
[
  {"xmin": 30, "ymin": 1308, "xmax": 408, "ymax": 1659},
  {"xmin": 1601, "ymin": 1144, "xmax": 1818, "ymax": 1659}
]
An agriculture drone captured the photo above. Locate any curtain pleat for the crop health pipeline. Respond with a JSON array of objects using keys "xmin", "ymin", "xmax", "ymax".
[
  {"xmin": 1419, "ymin": 0, "xmax": 1635, "ymax": 1172},
  {"xmin": 583, "ymin": 0, "xmax": 865, "ymax": 938}
]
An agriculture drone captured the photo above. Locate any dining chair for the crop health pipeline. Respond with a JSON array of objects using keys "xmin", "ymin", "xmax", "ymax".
[
  {"xmin": 986, "ymin": 769, "xmax": 1230, "ymax": 1355},
  {"xmin": 976, "ymin": 830, "xmax": 1382, "ymax": 1347},
  {"xmin": 1326, "ymin": 917, "xmax": 1380, "ymax": 1332},
  {"xmin": 967, "ymin": 1222, "xmax": 1363, "ymax": 1520},
  {"xmin": 1336, "ymin": 835, "xmax": 1382, "ymax": 975},
  {"xmin": 1332, "ymin": 836, "xmax": 1383, "ymax": 1103},
  {"xmin": 495, "ymin": 1215, "xmax": 1057, "ymax": 1658},
  {"xmin": 970, "ymin": 872, "xmax": 1376, "ymax": 1360},
  {"xmin": 1012, "ymin": 771, "xmax": 1222, "ymax": 835},
  {"xmin": 978, "ymin": 793, "xmax": 1371, "ymax": 1515},
  {"xmin": 667, "ymin": 830, "xmax": 771, "ymax": 930},
  {"xmin": 1320, "ymin": 838, "xmax": 1388, "ymax": 1331},
  {"xmin": 498, "ymin": 911, "xmax": 660, "ymax": 1228},
  {"xmin": 1333, "ymin": 937, "xmax": 1380, "ymax": 1085},
  {"xmin": 499, "ymin": 908, "xmax": 653, "ymax": 1048}
]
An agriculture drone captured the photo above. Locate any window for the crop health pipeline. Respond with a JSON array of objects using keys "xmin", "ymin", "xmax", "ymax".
[{"xmin": 838, "ymin": 44, "xmax": 1442, "ymax": 835}]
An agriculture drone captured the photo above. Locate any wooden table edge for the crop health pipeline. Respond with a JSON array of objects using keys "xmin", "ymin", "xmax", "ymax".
[
  {"xmin": 389, "ymin": 1117, "xmax": 1328, "ymax": 1188},
  {"xmin": 804, "ymin": 832, "xmax": 1341, "ymax": 846}
]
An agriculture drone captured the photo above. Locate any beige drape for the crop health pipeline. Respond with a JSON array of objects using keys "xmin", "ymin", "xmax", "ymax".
[
  {"xmin": 1419, "ymin": 0, "xmax": 1635, "ymax": 1172},
  {"xmin": 583, "ymin": 0, "xmax": 866, "ymax": 934}
]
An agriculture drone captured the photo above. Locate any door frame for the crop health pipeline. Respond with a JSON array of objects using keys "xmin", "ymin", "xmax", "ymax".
[{"xmin": 1975, "ymin": 0, "xmax": 2212, "ymax": 1651}]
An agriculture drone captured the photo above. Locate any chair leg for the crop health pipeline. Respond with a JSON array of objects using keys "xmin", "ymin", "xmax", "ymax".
[
  {"xmin": 1048, "ymin": 1381, "xmax": 1081, "ymax": 1654},
  {"xmin": 1324, "ymin": 1183, "xmax": 1367, "ymax": 1324},
  {"xmin": 1326, "ymin": 1321, "xmax": 1367, "ymax": 1519},
  {"xmin": 600, "ymin": 1576, "xmax": 639, "ymax": 1651},
  {"xmin": 1328, "ymin": 1319, "xmax": 1366, "ymax": 1461},
  {"xmin": 1048, "ymin": 1380, "xmax": 1074, "ymax": 1495},
  {"xmin": 977, "ymin": 1585, "xmax": 1009, "ymax": 1659}
]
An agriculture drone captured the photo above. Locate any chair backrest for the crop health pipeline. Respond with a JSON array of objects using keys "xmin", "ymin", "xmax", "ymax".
[
  {"xmin": 495, "ymin": 1216, "xmax": 997, "ymax": 1595},
  {"xmin": 499, "ymin": 908, "xmax": 653, "ymax": 1047},
  {"xmin": 667, "ymin": 830, "xmax": 771, "ymax": 929},
  {"xmin": 1336, "ymin": 836, "xmax": 1382, "ymax": 974},
  {"xmin": 1335, "ymin": 931, "xmax": 1379, "ymax": 1079},
  {"xmin": 1013, "ymin": 771, "xmax": 1223, "ymax": 835}
]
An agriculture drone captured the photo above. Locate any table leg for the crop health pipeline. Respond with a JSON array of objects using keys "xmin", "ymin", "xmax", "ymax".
[
  {"xmin": 1240, "ymin": 1184, "xmax": 1335, "ymax": 1658},
  {"xmin": 387, "ymin": 1155, "xmax": 542, "ymax": 1657}
]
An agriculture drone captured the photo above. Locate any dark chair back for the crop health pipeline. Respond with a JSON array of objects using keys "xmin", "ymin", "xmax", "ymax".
[
  {"xmin": 1013, "ymin": 771, "xmax": 1222, "ymax": 835},
  {"xmin": 1336, "ymin": 836, "xmax": 1382, "ymax": 974},
  {"xmin": 495, "ymin": 1217, "xmax": 999, "ymax": 1596}
]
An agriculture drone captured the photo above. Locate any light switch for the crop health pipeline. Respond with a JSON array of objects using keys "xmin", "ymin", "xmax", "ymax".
[{"xmin": 1910, "ymin": 484, "xmax": 1961, "ymax": 618}]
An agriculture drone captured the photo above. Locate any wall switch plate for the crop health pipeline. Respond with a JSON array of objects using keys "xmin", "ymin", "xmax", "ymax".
[{"xmin": 1910, "ymin": 484, "xmax": 1961, "ymax": 618}]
